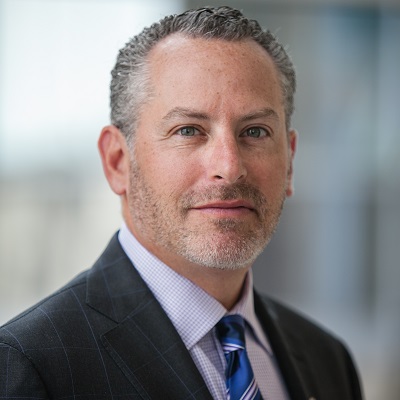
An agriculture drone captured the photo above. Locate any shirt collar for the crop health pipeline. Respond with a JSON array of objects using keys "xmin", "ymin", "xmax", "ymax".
[
  {"xmin": 118, "ymin": 222, "xmax": 271, "ymax": 353},
  {"xmin": 231, "ymin": 273, "xmax": 272, "ymax": 353}
]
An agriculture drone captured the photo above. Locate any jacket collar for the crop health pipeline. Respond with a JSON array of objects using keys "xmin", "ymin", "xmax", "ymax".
[
  {"xmin": 254, "ymin": 292, "xmax": 316, "ymax": 400},
  {"xmin": 86, "ymin": 234, "xmax": 314, "ymax": 400},
  {"xmin": 86, "ymin": 234, "xmax": 213, "ymax": 399}
]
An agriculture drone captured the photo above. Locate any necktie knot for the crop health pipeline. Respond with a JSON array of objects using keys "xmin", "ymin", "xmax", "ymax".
[{"xmin": 216, "ymin": 314, "xmax": 246, "ymax": 354}]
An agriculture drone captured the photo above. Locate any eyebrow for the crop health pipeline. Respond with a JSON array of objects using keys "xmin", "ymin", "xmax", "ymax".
[
  {"xmin": 162, "ymin": 107, "xmax": 209, "ymax": 122},
  {"xmin": 161, "ymin": 107, "xmax": 280, "ymax": 123},
  {"xmin": 238, "ymin": 108, "xmax": 280, "ymax": 123}
]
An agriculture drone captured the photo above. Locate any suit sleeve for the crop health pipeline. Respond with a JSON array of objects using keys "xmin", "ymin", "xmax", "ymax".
[
  {"xmin": 0, "ymin": 342, "xmax": 49, "ymax": 399},
  {"xmin": 342, "ymin": 342, "xmax": 364, "ymax": 400}
]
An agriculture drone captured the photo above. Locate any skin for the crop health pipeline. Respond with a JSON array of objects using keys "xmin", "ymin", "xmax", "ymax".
[{"xmin": 98, "ymin": 34, "xmax": 297, "ymax": 309}]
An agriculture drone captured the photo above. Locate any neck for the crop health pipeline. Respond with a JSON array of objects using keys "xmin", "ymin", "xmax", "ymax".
[
  {"xmin": 140, "ymin": 235, "xmax": 250, "ymax": 309},
  {"xmin": 122, "ymin": 207, "xmax": 251, "ymax": 310},
  {"xmin": 171, "ymin": 263, "xmax": 250, "ymax": 310}
]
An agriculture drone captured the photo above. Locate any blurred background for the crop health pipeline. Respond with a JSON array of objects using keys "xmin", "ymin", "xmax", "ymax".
[{"xmin": 0, "ymin": 0, "xmax": 399, "ymax": 398}]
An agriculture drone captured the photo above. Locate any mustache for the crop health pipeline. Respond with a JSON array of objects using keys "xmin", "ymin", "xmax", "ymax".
[{"xmin": 180, "ymin": 182, "xmax": 267, "ymax": 213}]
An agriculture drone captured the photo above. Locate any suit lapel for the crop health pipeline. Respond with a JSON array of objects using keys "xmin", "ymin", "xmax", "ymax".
[
  {"xmin": 86, "ymin": 235, "xmax": 213, "ymax": 400},
  {"xmin": 254, "ymin": 292, "xmax": 313, "ymax": 400},
  {"xmin": 87, "ymin": 235, "xmax": 318, "ymax": 400}
]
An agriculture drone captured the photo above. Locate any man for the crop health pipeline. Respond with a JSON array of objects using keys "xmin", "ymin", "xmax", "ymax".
[{"xmin": 0, "ymin": 6, "xmax": 362, "ymax": 400}]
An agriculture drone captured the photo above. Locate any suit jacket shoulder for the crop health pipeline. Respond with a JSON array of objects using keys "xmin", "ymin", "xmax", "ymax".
[
  {"xmin": 0, "ymin": 233, "xmax": 363, "ymax": 400},
  {"xmin": 254, "ymin": 293, "xmax": 363, "ymax": 400},
  {"xmin": 0, "ymin": 234, "xmax": 212, "ymax": 400}
]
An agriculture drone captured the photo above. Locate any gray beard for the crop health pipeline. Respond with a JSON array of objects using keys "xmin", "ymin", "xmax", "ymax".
[{"xmin": 128, "ymin": 161, "xmax": 285, "ymax": 271}]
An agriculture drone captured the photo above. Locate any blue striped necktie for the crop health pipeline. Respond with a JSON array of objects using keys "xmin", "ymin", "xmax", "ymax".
[{"xmin": 216, "ymin": 314, "xmax": 263, "ymax": 400}]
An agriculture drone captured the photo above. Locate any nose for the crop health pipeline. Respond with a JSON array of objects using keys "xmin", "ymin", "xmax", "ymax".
[{"xmin": 207, "ymin": 134, "xmax": 247, "ymax": 184}]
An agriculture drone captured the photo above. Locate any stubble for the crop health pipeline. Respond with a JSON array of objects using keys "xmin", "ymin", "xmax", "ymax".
[{"xmin": 128, "ymin": 159, "xmax": 286, "ymax": 270}]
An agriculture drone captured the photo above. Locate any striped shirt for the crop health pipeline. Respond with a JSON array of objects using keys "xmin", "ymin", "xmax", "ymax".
[{"xmin": 119, "ymin": 223, "xmax": 288, "ymax": 400}]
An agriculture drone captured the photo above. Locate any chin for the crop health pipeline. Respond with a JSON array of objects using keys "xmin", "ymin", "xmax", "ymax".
[{"xmin": 179, "ymin": 236, "xmax": 265, "ymax": 271}]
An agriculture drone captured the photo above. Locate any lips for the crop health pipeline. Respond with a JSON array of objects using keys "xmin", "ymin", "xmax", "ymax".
[
  {"xmin": 181, "ymin": 183, "xmax": 265, "ymax": 217},
  {"xmin": 189, "ymin": 200, "xmax": 256, "ymax": 219},
  {"xmin": 192, "ymin": 199, "xmax": 255, "ymax": 212}
]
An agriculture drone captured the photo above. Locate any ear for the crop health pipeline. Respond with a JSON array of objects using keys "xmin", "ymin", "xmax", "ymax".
[
  {"xmin": 98, "ymin": 125, "xmax": 130, "ymax": 195},
  {"xmin": 286, "ymin": 129, "xmax": 297, "ymax": 197}
]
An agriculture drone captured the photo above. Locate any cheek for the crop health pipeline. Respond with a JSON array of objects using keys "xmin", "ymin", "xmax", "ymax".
[
  {"xmin": 250, "ymin": 156, "xmax": 289, "ymax": 193},
  {"xmin": 135, "ymin": 133, "xmax": 204, "ymax": 199},
  {"xmin": 143, "ymin": 154, "xmax": 199, "ymax": 200}
]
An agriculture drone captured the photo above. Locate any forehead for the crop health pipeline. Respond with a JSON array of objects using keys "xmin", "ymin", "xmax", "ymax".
[
  {"xmin": 142, "ymin": 34, "xmax": 284, "ymax": 121},
  {"xmin": 150, "ymin": 33, "xmax": 268, "ymax": 59},
  {"xmin": 147, "ymin": 34, "xmax": 280, "ymax": 89}
]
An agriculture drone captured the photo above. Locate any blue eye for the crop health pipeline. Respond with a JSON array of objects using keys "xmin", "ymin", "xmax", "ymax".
[
  {"xmin": 178, "ymin": 127, "xmax": 197, "ymax": 136},
  {"xmin": 244, "ymin": 127, "xmax": 268, "ymax": 138}
]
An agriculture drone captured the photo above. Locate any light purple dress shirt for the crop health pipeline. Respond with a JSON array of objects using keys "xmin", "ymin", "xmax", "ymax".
[{"xmin": 118, "ymin": 223, "xmax": 289, "ymax": 400}]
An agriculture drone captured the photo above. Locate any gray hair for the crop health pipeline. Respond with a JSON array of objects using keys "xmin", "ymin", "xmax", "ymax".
[{"xmin": 110, "ymin": 6, "xmax": 296, "ymax": 142}]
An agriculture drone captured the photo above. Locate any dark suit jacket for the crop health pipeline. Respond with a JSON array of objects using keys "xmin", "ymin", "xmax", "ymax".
[{"xmin": 0, "ymin": 234, "xmax": 363, "ymax": 399}]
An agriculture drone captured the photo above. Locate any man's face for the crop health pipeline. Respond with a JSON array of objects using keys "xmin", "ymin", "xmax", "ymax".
[{"xmin": 125, "ymin": 34, "xmax": 296, "ymax": 271}]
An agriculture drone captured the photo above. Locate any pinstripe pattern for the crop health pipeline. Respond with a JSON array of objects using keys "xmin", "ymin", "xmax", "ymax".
[
  {"xmin": 0, "ymin": 233, "xmax": 364, "ymax": 400},
  {"xmin": 0, "ymin": 235, "xmax": 212, "ymax": 399}
]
